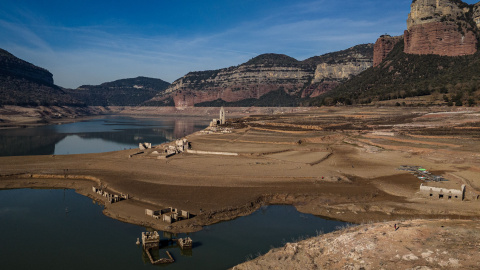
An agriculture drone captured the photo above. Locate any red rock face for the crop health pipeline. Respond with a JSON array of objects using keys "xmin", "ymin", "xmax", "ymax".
[
  {"xmin": 404, "ymin": 21, "xmax": 477, "ymax": 56},
  {"xmin": 172, "ymin": 84, "xmax": 302, "ymax": 108},
  {"xmin": 373, "ymin": 36, "xmax": 403, "ymax": 67}
]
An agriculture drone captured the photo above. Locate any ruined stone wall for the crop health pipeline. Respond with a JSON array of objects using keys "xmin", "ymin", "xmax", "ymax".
[{"xmin": 419, "ymin": 183, "xmax": 465, "ymax": 201}]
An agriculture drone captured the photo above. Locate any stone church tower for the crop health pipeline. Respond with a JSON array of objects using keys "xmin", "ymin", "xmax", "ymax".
[{"xmin": 219, "ymin": 106, "xmax": 225, "ymax": 125}]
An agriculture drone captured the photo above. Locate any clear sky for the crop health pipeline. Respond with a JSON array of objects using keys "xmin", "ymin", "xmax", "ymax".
[{"xmin": 0, "ymin": 0, "xmax": 477, "ymax": 88}]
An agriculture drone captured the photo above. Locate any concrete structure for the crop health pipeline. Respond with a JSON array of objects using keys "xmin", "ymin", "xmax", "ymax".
[
  {"xmin": 139, "ymin": 142, "xmax": 152, "ymax": 150},
  {"xmin": 186, "ymin": 149, "xmax": 238, "ymax": 156},
  {"xmin": 145, "ymin": 209, "xmax": 162, "ymax": 219},
  {"xmin": 420, "ymin": 184, "xmax": 466, "ymax": 201}
]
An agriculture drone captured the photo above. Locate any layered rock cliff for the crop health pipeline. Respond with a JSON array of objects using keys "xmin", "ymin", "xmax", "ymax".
[
  {"xmin": 163, "ymin": 56, "xmax": 315, "ymax": 108},
  {"xmin": 147, "ymin": 44, "xmax": 373, "ymax": 108},
  {"xmin": 404, "ymin": 0, "xmax": 479, "ymax": 56}
]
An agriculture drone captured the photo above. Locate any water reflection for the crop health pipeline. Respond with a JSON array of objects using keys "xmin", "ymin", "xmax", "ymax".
[{"xmin": 0, "ymin": 117, "xmax": 209, "ymax": 156}]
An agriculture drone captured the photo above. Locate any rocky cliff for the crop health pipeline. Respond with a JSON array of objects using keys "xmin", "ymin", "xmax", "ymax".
[
  {"xmin": 0, "ymin": 49, "xmax": 82, "ymax": 106},
  {"xmin": 373, "ymin": 35, "xmax": 403, "ymax": 67},
  {"xmin": 404, "ymin": 0, "xmax": 479, "ymax": 56},
  {"xmin": 0, "ymin": 49, "xmax": 53, "ymax": 85},
  {"xmin": 475, "ymin": 3, "xmax": 480, "ymax": 28},
  {"xmin": 147, "ymin": 44, "xmax": 373, "ymax": 108}
]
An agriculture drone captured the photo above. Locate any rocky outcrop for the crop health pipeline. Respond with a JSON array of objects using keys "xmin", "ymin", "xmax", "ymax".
[
  {"xmin": 373, "ymin": 35, "xmax": 403, "ymax": 67},
  {"xmin": 404, "ymin": 0, "xmax": 479, "ymax": 56},
  {"xmin": 148, "ymin": 45, "xmax": 373, "ymax": 108},
  {"xmin": 314, "ymin": 61, "xmax": 372, "ymax": 81},
  {"xmin": 0, "ymin": 48, "xmax": 82, "ymax": 106},
  {"xmin": 234, "ymin": 220, "xmax": 480, "ymax": 270},
  {"xmin": 475, "ymin": 3, "xmax": 480, "ymax": 28},
  {"xmin": 0, "ymin": 49, "xmax": 53, "ymax": 85}
]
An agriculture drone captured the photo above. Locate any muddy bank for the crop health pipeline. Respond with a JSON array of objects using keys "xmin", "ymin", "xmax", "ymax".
[{"xmin": 233, "ymin": 219, "xmax": 480, "ymax": 269}]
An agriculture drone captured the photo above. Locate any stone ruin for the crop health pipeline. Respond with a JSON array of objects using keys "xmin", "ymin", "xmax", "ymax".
[
  {"xmin": 420, "ymin": 184, "xmax": 466, "ymax": 201},
  {"xmin": 145, "ymin": 207, "xmax": 191, "ymax": 224},
  {"xmin": 163, "ymin": 139, "xmax": 190, "ymax": 157},
  {"xmin": 92, "ymin": 186, "xmax": 129, "ymax": 204},
  {"xmin": 178, "ymin": 237, "xmax": 193, "ymax": 250},
  {"xmin": 139, "ymin": 142, "xmax": 152, "ymax": 150},
  {"xmin": 141, "ymin": 231, "xmax": 160, "ymax": 249},
  {"xmin": 209, "ymin": 106, "xmax": 226, "ymax": 127}
]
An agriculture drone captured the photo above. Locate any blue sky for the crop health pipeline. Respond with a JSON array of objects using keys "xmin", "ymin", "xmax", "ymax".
[{"xmin": 1, "ymin": 0, "xmax": 475, "ymax": 88}]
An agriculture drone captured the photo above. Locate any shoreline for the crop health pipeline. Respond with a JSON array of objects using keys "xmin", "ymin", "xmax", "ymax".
[{"xmin": 0, "ymin": 105, "xmax": 314, "ymax": 129}]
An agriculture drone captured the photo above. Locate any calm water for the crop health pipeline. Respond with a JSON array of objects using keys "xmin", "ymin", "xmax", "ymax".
[
  {"xmin": 0, "ymin": 116, "xmax": 210, "ymax": 156},
  {"xmin": 0, "ymin": 189, "xmax": 347, "ymax": 270}
]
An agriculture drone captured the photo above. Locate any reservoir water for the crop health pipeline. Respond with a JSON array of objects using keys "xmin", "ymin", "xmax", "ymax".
[
  {"xmin": 0, "ymin": 189, "xmax": 346, "ymax": 270},
  {"xmin": 0, "ymin": 117, "xmax": 348, "ymax": 269},
  {"xmin": 0, "ymin": 116, "xmax": 210, "ymax": 156}
]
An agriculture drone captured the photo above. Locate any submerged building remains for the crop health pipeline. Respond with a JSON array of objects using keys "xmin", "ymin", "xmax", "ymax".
[
  {"xmin": 419, "ymin": 184, "xmax": 466, "ymax": 201},
  {"xmin": 210, "ymin": 106, "xmax": 226, "ymax": 127},
  {"xmin": 92, "ymin": 186, "xmax": 129, "ymax": 203},
  {"xmin": 145, "ymin": 207, "xmax": 191, "ymax": 224},
  {"xmin": 141, "ymin": 231, "xmax": 160, "ymax": 249}
]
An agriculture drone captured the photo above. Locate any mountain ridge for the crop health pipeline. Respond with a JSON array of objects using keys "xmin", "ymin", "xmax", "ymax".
[
  {"xmin": 68, "ymin": 76, "xmax": 171, "ymax": 106},
  {"xmin": 146, "ymin": 44, "xmax": 374, "ymax": 108}
]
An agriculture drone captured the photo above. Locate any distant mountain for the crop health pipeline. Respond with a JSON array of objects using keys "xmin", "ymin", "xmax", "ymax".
[
  {"xmin": 68, "ymin": 76, "xmax": 171, "ymax": 106},
  {"xmin": 145, "ymin": 44, "xmax": 374, "ymax": 108},
  {"xmin": 0, "ymin": 49, "xmax": 82, "ymax": 106}
]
